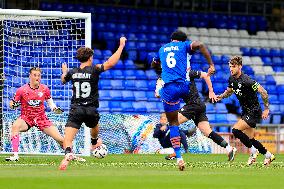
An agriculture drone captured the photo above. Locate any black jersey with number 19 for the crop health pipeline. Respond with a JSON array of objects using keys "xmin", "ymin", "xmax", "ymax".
[{"xmin": 64, "ymin": 65, "xmax": 104, "ymax": 108}]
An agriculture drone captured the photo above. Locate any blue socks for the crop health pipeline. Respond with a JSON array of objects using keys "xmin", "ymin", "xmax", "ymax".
[{"xmin": 169, "ymin": 125, "xmax": 182, "ymax": 159}]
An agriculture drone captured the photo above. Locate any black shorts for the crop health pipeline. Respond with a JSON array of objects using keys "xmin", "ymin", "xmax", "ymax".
[
  {"xmin": 241, "ymin": 110, "xmax": 262, "ymax": 128},
  {"xmin": 66, "ymin": 106, "xmax": 100, "ymax": 129},
  {"xmin": 179, "ymin": 102, "xmax": 208, "ymax": 126}
]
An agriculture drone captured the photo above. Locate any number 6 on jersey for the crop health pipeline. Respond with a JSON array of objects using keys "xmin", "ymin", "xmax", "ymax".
[{"xmin": 166, "ymin": 52, "xmax": 176, "ymax": 68}]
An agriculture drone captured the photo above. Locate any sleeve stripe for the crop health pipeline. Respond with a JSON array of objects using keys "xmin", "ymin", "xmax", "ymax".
[{"xmin": 252, "ymin": 82, "xmax": 260, "ymax": 91}]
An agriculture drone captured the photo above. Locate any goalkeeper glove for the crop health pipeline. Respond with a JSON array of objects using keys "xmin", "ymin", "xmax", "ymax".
[
  {"xmin": 11, "ymin": 101, "xmax": 21, "ymax": 109},
  {"xmin": 53, "ymin": 107, "xmax": 64, "ymax": 114}
]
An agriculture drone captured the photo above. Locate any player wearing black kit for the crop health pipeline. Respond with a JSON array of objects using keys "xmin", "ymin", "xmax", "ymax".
[
  {"xmin": 59, "ymin": 37, "xmax": 127, "ymax": 170},
  {"xmin": 217, "ymin": 56, "xmax": 275, "ymax": 166},
  {"xmin": 153, "ymin": 59, "xmax": 237, "ymax": 161},
  {"xmin": 177, "ymin": 70, "xmax": 237, "ymax": 161}
]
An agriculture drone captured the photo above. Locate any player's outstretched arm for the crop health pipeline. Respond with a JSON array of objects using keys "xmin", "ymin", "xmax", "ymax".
[
  {"xmin": 257, "ymin": 85, "xmax": 270, "ymax": 119},
  {"xmin": 217, "ymin": 87, "xmax": 233, "ymax": 101},
  {"xmin": 191, "ymin": 41, "xmax": 215, "ymax": 76},
  {"xmin": 102, "ymin": 37, "xmax": 127, "ymax": 71},
  {"xmin": 200, "ymin": 72, "xmax": 217, "ymax": 102},
  {"xmin": 61, "ymin": 63, "xmax": 68, "ymax": 84}
]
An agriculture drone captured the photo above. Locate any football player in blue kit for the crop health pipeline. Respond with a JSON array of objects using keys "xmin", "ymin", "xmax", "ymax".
[{"xmin": 153, "ymin": 30, "xmax": 215, "ymax": 171}]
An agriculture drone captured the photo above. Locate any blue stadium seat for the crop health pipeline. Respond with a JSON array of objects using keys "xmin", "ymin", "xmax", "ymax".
[
  {"xmin": 219, "ymin": 126, "xmax": 230, "ymax": 133},
  {"xmin": 250, "ymin": 48, "xmax": 260, "ymax": 56},
  {"xmin": 135, "ymin": 70, "xmax": 146, "ymax": 79},
  {"xmin": 98, "ymin": 101, "xmax": 110, "ymax": 112},
  {"xmin": 147, "ymin": 80, "xmax": 157, "ymax": 90},
  {"xmin": 127, "ymin": 50, "xmax": 137, "ymax": 60},
  {"xmin": 136, "ymin": 33, "xmax": 147, "ymax": 41},
  {"xmin": 261, "ymin": 117, "xmax": 271, "ymax": 124},
  {"xmin": 280, "ymin": 105, "xmax": 284, "ymax": 115},
  {"xmin": 111, "ymin": 70, "xmax": 124, "ymax": 79},
  {"xmin": 125, "ymin": 41, "xmax": 136, "ymax": 51},
  {"xmin": 259, "ymin": 48, "xmax": 270, "ymax": 57},
  {"xmin": 110, "ymin": 101, "xmax": 122, "ymax": 112},
  {"xmin": 272, "ymin": 57, "xmax": 282, "ymax": 65},
  {"xmin": 100, "ymin": 70, "xmax": 112, "ymax": 79},
  {"xmin": 135, "ymin": 80, "xmax": 148, "ymax": 90},
  {"xmin": 137, "ymin": 42, "xmax": 147, "ymax": 50},
  {"xmin": 124, "ymin": 70, "xmax": 136, "ymax": 79},
  {"xmin": 121, "ymin": 102, "xmax": 134, "ymax": 112},
  {"xmin": 124, "ymin": 60, "xmax": 136, "ymax": 69},
  {"xmin": 207, "ymin": 114, "xmax": 216, "ymax": 123},
  {"xmin": 262, "ymin": 57, "xmax": 272, "ymax": 66},
  {"xmin": 146, "ymin": 91, "xmax": 159, "ymax": 101},
  {"xmin": 214, "ymin": 83, "xmax": 225, "ymax": 93},
  {"xmin": 146, "ymin": 102, "xmax": 159, "ymax": 113},
  {"xmin": 124, "ymin": 80, "xmax": 136, "ymax": 90},
  {"xmin": 102, "ymin": 50, "xmax": 113, "ymax": 59},
  {"xmin": 279, "ymin": 94, "xmax": 284, "ymax": 103},
  {"xmin": 270, "ymin": 104, "xmax": 281, "ymax": 114},
  {"xmin": 94, "ymin": 49, "xmax": 103, "ymax": 59},
  {"xmin": 270, "ymin": 48, "xmax": 281, "ymax": 57},
  {"xmin": 240, "ymin": 47, "xmax": 250, "ymax": 56},
  {"xmin": 216, "ymin": 103, "xmax": 228, "ymax": 113},
  {"xmin": 277, "ymin": 85, "xmax": 284, "ymax": 94},
  {"xmin": 265, "ymin": 85, "xmax": 277, "ymax": 94},
  {"xmin": 265, "ymin": 75, "xmax": 276, "ymax": 85},
  {"xmin": 272, "ymin": 115, "xmax": 281, "ymax": 124},
  {"xmin": 215, "ymin": 114, "xmax": 228, "ymax": 123},
  {"xmin": 132, "ymin": 101, "xmax": 147, "ymax": 112},
  {"xmin": 206, "ymin": 103, "xmax": 215, "ymax": 113},
  {"xmin": 122, "ymin": 90, "xmax": 135, "ymax": 101},
  {"xmin": 100, "ymin": 79, "xmax": 112, "ymax": 89},
  {"xmin": 93, "ymin": 59, "xmax": 101, "ymax": 65},
  {"xmin": 145, "ymin": 70, "xmax": 157, "ymax": 80},
  {"xmin": 147, "ymin": 42, "xmax": 158, "ymax": 51},
  {"xmin": 227, "ymin": 114, "xmax": 238, "ymax": 123},
  {"xmin": 110, "ymin": 80, "xmax": 124, "ymax": 89},
  {"xmin": 113, "ymin": 60, "xmax": 125, "ymax": 69},
  {"xmin": 134, "ymin": 91, "xmax": 147, "ymax": 101},
  {"xmin": 109, "ymin": 90, "xmax": 123, "ymax": 100},
  {"xmin": 99, "ymin": 90, "xmax": 111, "ymax": 100},
  {"xmin": 269, "ymin": 94, "xmax": 279, "ymax": 104}
]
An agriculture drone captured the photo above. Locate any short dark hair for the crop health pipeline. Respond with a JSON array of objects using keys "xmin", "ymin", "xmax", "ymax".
[
  {"xmin": 29, "ymin": 67, "xmax": 42, "ymax": 74},
  {"xmin": 229, "ymin": 56, "xmax": 242, "ymax": 66},
  {"xmin": 170, "ymin": 30, "xmax": 187, "ymax": 42},
  {"xmin": 75, "ymin": 47, "xmax": 94, "ymax": 62}
]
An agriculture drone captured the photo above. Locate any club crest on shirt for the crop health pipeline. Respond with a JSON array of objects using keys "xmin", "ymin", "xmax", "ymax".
[
  {"xmin": 238, "ymin": 82, "xmax": 242, "ymax": 88},
  {"xmin": 38, "ymin": 92, "xmax": 43, "ymax": 97}
]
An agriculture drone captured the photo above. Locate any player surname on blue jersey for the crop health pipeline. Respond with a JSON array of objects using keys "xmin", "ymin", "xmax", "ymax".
[{"xmin": 152, "ymin": 30, "xmax": 215, "ymax": 171}]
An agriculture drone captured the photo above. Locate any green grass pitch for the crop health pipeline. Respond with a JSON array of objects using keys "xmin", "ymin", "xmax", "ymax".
[{"xmin": 0, "ymin": 154, "xmax": 283, "ymax": 189}]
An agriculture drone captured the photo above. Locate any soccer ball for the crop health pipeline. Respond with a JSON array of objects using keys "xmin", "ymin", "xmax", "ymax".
[{"xmin": 92, "ymin": 144, "xmax": 108, "ymax": 158}]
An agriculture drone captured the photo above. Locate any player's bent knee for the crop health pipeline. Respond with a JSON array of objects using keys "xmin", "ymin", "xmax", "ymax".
[{"xmin": 232, "ymin": 128, "xmax": 241, "ymax": 138}]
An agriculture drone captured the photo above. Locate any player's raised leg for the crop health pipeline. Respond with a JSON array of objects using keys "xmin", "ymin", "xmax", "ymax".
[
  {"xmin": 5, "ymin": 118, "xmax": 29, "ymax": 161},
  {"xmin": 198, "ymin": 121, "xmax": 237, "ymax": 161}
]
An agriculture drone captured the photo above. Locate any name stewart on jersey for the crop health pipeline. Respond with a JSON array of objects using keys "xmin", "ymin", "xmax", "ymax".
[
  {"xmin": 65, "ymin": 65, "xmax": 104, "ymax": 107},
  {"xmin": 72, "ymin": 73, "xmax": 91, "ymax": 79}
]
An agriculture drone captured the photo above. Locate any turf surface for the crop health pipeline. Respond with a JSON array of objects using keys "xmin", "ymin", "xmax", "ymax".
[{"xmin": 0, "ymin": 154, "xmax": 283, "ymax": 189}]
